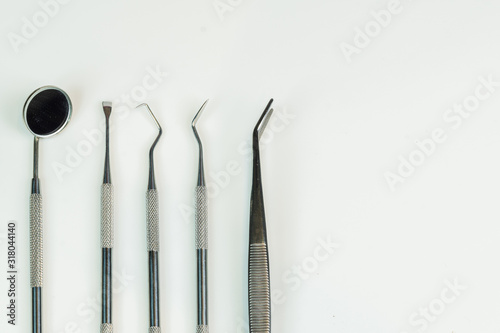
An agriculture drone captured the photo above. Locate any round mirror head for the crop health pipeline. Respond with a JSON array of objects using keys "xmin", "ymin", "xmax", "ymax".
[{"xmin": 23, "ymin": 86, "xmax": 72, "ymax": 138}]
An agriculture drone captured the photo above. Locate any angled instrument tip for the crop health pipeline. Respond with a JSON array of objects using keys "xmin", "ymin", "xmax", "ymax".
[
  {"xmin": 192, "ymin": 99, "xmax": 209, "ymax": 129},
  {"xmin": 102, "ymin": 102, "xmax": 112, "ymax": 118},
  {"xmin": 136, "ymin": 103, "xmax": 162, "ymax": 132},
  {"xmin": 192, "ymin": 99, "xmax": 209, "ymax": 148},
  {"xmin": 192, "ymin": 100, "xmax": 209, "ymax": 186},
  {"xmin": 254, "ymin": 99, "xmax": 274, "ymax": 141},
  {"xmin": 136, "ymin": 103, "xmax": 162, "ymax": 189}
]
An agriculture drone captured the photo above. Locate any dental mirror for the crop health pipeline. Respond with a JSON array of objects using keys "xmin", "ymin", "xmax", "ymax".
[{"xmin": 23, "ymin": 85, "xmax": 72, "ymax": 333}]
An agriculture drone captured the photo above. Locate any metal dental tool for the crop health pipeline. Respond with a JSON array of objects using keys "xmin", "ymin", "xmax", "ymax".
[
  {"xmin": 192, "ymin": 100, "xmax": 209, "ymax": 333},
  {"xmin": 248, "ymin": 99, "xmax": 274, "ymax": 333},
  {"xmin": 136, "ymin": 103, "xmax": 163, "ymax": 333},
  {"xmin": 23, "ymin": 86, "xmax": 72, "ymax": 333},
  {"xmin": 101, "ymin": 102, "xmax": 114, "ymax": 333}
]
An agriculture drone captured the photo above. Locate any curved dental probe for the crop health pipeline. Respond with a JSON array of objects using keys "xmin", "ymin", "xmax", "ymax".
[
  {"xmin": 136, "ymin": 103, "xmax": 163, "ymax": 333},
  {"xmin": 137, "ymin": 103, "xmax": 163, "ymax": 189},
  {"xmin": 192, "ymin": 99, "xmax": 210, "ymax": 333},
  {"xmin": 192, "ymin": 99, "xmax": 209, "ymax": 186}
]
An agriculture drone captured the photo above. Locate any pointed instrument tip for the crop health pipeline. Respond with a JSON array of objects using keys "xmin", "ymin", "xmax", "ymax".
[
  {"xmin": 255, "ymin": 99, "xmax": 274, "ymax": 140},
  {"xmin": 192, "ymin": 99, "xmax": 210, "ymax": 128}
]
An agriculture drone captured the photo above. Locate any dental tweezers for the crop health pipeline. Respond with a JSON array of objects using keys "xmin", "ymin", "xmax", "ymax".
[{"xmin": 248, "ymin": 99, "xmax": 274, "ymax": 333}]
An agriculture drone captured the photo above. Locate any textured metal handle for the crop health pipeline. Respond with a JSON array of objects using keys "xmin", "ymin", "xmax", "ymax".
[
  {"xmin": 30, "ymin": 193, "xmax": 43, "ymax": 288},
  {"xmin": 147, "ymin": 189, "xmax": 159, "ymax": 252},
  {"xmin": 249, "ymin": 243, "xmax": 271, "ymax": 333},
  {"xmin": 100, "ymin": 323, "xmax": 113, "ymax": 333},
  {"xmin": 101, "ymin": 183, "xmax": 114, "ymax": 331},
  {"xmin": 195, "ymin": 186, "xmax": 208, "ymax": 250},
  {"xmin": 101, "ymin": 184, "xmax": 114, "ymax": 248},
  {"xmin": 147, "ymin": 190, "xmax": 161, "ymax": 330},
  {"xmin": 196, "ymin": 186, "xmax": 209, "ymax": 330},
  {"xmin": 196, "ymin": 325, "xmax": 208, "ymax": 333}
]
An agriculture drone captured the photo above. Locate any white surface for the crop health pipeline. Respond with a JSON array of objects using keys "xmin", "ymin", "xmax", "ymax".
[{"xmin": 1, "ymin": 0, "xmax": 500, "ymax": 332}]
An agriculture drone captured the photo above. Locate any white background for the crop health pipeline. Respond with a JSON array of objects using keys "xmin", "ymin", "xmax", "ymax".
[{"xmin": 1, "ymin": 0, "xmax": 500, "ymax": 332}]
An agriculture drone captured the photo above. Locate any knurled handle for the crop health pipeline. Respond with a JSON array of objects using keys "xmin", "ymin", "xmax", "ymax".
[
  {"xmin": 30, "ymin": 193, "xmax": 43, "ymax": 288},
  {"xmin": 149, "ymin": 326, "xmax": 161, "ymax": 333},
  {"xmin": 195, "ymin": 186, "xmax": 208, "ymax": 249},
  {"xmin": 101, "ymin": 183, "xmax": 114, "ymax": 248},
  {"xmin": 249, "ymin": 243, "xmax": 271, "ymax": 333},
  {"xmin": 101, "ymin": 323, "xmax": 113, "ymax": 333},
  {"xmin": 196, "ymin": 325, "xmax": 208, "ymax": 333},
  {"xmin": 147, "ymin": 189, "xmax": 160, "ymax": 252}
]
